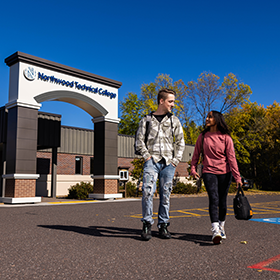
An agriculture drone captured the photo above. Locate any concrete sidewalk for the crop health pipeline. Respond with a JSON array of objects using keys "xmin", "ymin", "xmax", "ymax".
[{"xmin": 0, "ymin": 196, "xmax": 140, "ymax": 207}]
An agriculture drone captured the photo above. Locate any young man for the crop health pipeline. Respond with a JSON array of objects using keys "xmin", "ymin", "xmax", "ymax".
[{"xmin": 135, "ymin": 88, "xmax": 185, "ymax": 241}]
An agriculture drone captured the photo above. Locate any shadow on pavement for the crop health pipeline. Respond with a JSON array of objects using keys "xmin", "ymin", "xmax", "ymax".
[
  {"xmin": 38, "ymin": 225, "xmax": 144, "ymax": 240},
  {"xmin": 38, "ymin": 225, "xmax": 213, "ymax": 245},
  {"xmin": 172, "ymin": 232, "xmax": 213, "ymax": 246}
]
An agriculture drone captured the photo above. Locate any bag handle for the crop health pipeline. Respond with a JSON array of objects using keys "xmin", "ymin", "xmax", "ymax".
[{"xmin": 236, "ymin": 185, "xmax": 245, "ymax": 197}]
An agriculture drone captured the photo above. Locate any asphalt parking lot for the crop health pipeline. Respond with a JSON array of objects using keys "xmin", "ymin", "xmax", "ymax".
[{"xmin": 0, "ymin": 193, "xmax": 279, "ymax": 279}]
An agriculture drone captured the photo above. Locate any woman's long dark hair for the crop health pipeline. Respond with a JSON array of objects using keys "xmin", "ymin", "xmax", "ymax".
[{"xmin": 202, "ymin": 110, "xmax": 231, "ymax": 135}]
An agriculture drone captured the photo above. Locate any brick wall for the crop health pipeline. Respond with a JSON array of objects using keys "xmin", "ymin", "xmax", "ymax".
[
  {"xmin": 37, "ymin": 152, "xmax": 92, "ymax": 175},
  {"xmin": 118, "ymin": 158, "xmax": 134, "ymax": 171},
  {"xmin": 174, "ymin": 162, "xmax": 189, "ymax": 177},
  {"xmin": 5, "ymin": 179, "xmax": 36, "ymax": 198},
  {"xmin": 93, "ymin": 179, "xmax": 118, "ymax": 194},
  {"xmin": 37, "ymin": 152, "xmax": 189, "ymax": 177},
  {"xmin": 118, "ymin": 157, "xmax": 189, "ymax": 177}
]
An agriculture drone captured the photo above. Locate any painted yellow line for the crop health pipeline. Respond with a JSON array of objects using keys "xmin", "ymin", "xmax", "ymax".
[
  {"xmin": 171, "ymin": 208, "xmax": 208, "ymax": 212},
  {"xmin": 250, "ymin": 211, "xmax": 280, "ymax": 214},
  {"xmin": 195, "ymin": 208, "xmax": 209, "ymax": 212},
  {"xmin": 127, "ymin": 201, "xmax": 280, "ymax": 219},
  {"xmin": 169, "ymin": 214, "xmax": 209, "ymax": 218},
  {"xmin": 48, "ymin": 200, "xmax": 98, "ymax": 204},
  {"xmin": 128, "ymin": 211, "xmax": 279, "ymax": 219},
  {"xmin": 251, "ymin": 203, "xmax": 280, "ymax": 208},
  {"xmin": 250, "ymin": 208, "xmax": 280, "ymax": 212},
  {"xmin": 176, "ymin": 210, "xmax": 201, "ymax": 216},
  {"xmin": 252, "ymin": 206, "xmax": 280, "ymax": 211},
  {"xmin": 129, "ymin": 215, "xmax": 143, "ymax": 218}
]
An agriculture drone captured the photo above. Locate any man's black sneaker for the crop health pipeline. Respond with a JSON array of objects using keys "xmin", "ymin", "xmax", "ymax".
[
  {"xmin": 141, "ymin": 221, "xmax": 152, "ymax": 241},
  {"xmin": 158, "ymin": 223, "xmax": 172, "ymax": 239}
]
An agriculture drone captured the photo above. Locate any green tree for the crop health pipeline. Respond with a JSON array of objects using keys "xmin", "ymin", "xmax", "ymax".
[
  {"xmin": 225, "ymin": 102, "xmax": 280, "ymax": 190},
  {"xmin": 140, "ymin": 74, "xmax": 189, "ymax": 124},
  {"xmin": 226, "ymin": 102, "xmax": 267, "ymax": 176},
  {"xmin": 119, "ymin": 74, "xmax": 191, "ymax": 142},
  {"xmin": 184, "ymin": 118, "xmax": 201, "ymax": 145},
  {"xmin": 118, "ymin": 92, "xmax": 144, "ymax": 135},
  {"xmin": 130, "ymin": 158, "xmax": 145, "ymax": 181},
  {"xmin": 118, "ymin": 72, "xmax": 252, "ymax": 150},
  {"xmin": 220, "ymin": 73, "xmax": 252, "ymax": 113},
  {"xmin": 258, "ymin": 102, "xmax": 280, "ymax": 189}
]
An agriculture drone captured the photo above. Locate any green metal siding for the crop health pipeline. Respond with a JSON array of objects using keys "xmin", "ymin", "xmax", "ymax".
[{"xmin": 39, "ymin": 127, "xmax": 194, "ymax": 162}]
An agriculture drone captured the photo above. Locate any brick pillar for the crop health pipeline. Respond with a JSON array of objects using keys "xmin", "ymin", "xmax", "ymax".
[
  {"xmin": 90, "ymin": 117, "xmax": 121, "ymax": 199},
  {"xmin": 93, "ymin": 179, "xmax": 118, "ymax": 194},
  {"xmin": 2, "ymin": 105, "xmax": 40, "ymax": 204},
  {"xmin": 5, "ymin": 179, "xmax": 36, "ymax": 197}
]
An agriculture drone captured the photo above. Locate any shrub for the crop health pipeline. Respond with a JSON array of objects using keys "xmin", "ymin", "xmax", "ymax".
[
  {"xmin": 68, "ymin": 181, "xmax": 94, "ymax": 199},
  {"xmin": 125, "ymin": 181, "xmax": 137, "ymax": 197},
  {"xmin": 172, "ymin": 181, "xmax": 200, "ymax": 195}
]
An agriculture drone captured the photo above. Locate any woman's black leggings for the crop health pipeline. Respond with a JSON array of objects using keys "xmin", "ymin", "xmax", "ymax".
[{"xmin": 203, "ymin": 172, "xmax": 232, "ymax": 223}]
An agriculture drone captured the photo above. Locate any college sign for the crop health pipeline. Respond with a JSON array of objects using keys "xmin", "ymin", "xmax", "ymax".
[
  {"xmin": 5, "ymin": 52, "xmax": 121, "ymax": 121},
  {"xmin": 36, "ymin": 71, "xmax": 117, "ymax": 99}
]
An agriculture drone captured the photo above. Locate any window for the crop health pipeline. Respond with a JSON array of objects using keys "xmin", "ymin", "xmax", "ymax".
[
  {"xmin": 75, "ymin": 156, "xmax": 83, "ymax": 174},
  {"xmin": 90, "ymin": 157, "xmax": 94, "ymax": 174},
  {"xmin": 119, "ymin": 170, "xmax": 129, "ymax": 181}
]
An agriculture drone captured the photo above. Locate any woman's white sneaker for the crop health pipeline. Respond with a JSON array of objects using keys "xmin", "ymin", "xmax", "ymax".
[
  {"xmin": 220, "ymin": 226, "xmax": 226, "ymax": 239},
  {"xmin": 211, "ymin": 228, "xmax": 222, "ymax": 244}
]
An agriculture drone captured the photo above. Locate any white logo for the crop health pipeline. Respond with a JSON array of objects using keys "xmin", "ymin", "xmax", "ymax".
[{"xmin": 23, "ymin": 67, "xmax": 36, "ymax": 81}]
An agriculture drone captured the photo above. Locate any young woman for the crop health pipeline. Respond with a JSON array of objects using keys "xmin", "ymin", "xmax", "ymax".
[{"xmin": 191, "ymin": 111, "xmax": 242, "ymax": 244}]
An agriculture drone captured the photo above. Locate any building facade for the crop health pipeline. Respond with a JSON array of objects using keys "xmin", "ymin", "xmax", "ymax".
[{"xmin": 36, "ymin": 123, "xmax": 194, "ymax": 197}]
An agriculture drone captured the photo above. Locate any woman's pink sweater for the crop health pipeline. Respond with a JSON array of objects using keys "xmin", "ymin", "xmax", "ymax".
[{"xmin": 191, "ymin": 131, "xmax": 242, "ymax": 183}]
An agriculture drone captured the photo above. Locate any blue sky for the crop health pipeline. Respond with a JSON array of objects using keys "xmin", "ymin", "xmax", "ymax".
[{"xmin": 0, "ymin": 0, "xmax": 279, "ymax": 129}]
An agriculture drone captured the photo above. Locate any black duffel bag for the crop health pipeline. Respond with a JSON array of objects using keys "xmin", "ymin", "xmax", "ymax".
[{"xmin": 233, "ymin": 185, "xmax": 253, "ymax": 220}]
